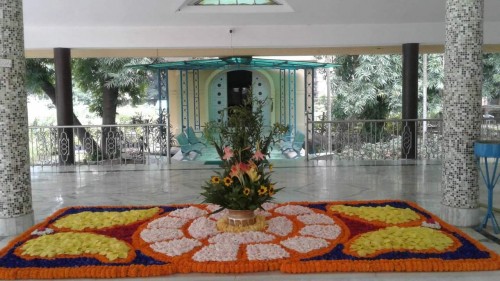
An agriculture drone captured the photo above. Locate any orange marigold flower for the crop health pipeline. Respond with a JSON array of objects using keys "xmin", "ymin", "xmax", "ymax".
[
  {"xmin": 223, "ymin": 177, "xmax": 233, "ymax": 187},
  {"xmin": 211, "ymin": 176, "xmax": 221, "ymax": 184},
  {"xmin": 258, "ymin": 185, "xmax": 268, "ymax": 196},
  {"xmin": 243, "ymin": 187, "xmax": 251, "ymax": 196}
]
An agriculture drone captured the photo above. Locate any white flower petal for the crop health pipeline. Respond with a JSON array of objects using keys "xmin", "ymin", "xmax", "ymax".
[
  {"xmin": 280, "ymin": 236, "xmax": 330, "ymax": 253},
  {"xmin": 150, "ymin": 238, "xmax": 202, "ymax": 257},
  {"xmin": 261, "ymin": 202, "xmax": 278, "ymax": 211},
  {"xmin": 209, "ymin": 231, "xmax": 275, "ymax": 245},
  {"xmin": 297, "ymin": 213, "xmax": 335, "ymax": 225},
  {"xmin": 267, "ymin": 216, "xmax": 294, "ymax": 237},
  {"xmin": 193, "ymin": 243, "xmax": 239, "ymax": 262},
  {"xmin": 299, "ymin": 225, "xmax": 342, "ymax": 240},
  {"xmin": 246, "ymin": 244, "xmax": 290, "ymax": 261},
  {"xmin": 188, "ymin": 217, "xmax": 219, "ymax": 239},
  {"xmin": 147, "ymin": 216, "xmax": 189, "ymax": 229},
  {"xmin": 169, "ymin": 206, "xmax": 208, "ymax": 219},
  {"xmin": 140, "ymin": 228, "xmax": 184, "ymax": 243},
  {"xmin": 274, "ymin": 205, "xmax": 315, "ymax": 216}
]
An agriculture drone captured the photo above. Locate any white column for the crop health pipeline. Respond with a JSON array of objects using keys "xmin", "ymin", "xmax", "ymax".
[
  {"xmin": 441, "ymin": 0, "xmax": 484, "ymax": 226},
  {"xmin": 0, "ymin": 0, "xmax": 34, "ymax": 236}
]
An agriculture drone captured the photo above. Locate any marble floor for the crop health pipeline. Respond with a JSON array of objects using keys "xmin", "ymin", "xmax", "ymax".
[{"xmin": 1, "ymin": 159, "xmax": 499, "ymax": 280}]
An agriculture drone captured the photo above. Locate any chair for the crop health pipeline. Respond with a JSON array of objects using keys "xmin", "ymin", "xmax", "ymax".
[
  {"xmin": 281, "ymin": 131, "xmax": 305, "ymax": 157},
  {"xmin": 185, "ymin": 127, "xmax": 206, "ymax": 146},
  {"xmin": 176, "ymin": 133, "xmax": 203, "ymax": 160}
]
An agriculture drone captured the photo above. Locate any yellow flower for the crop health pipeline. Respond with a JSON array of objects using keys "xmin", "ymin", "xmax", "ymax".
[
  {"xmin": 257, "ymin": 185, "xmax": 268, "ymax": 196},
  {"xmin": 269, "ymin": 164, "xmax": 273, "ymax": 172},
  {"xmin": 243, "ymin": 187, "xmax": 251, "ymax": 196},
  {"xmin": 20, "ymin": 232, "xmax": 131, "ymax": 261},
  {"xmin": 211, "ymin": 176, "xmax": 221, "ymax": 184},
  {"xmin": 269, "ymin": 184, "xmax": 275, "ymax": 196},
  {"xmin": 52, "ymin": 208, "xmax": 160, "ymax": 230},
  {"xmin": 330, "ymin": 205, "xmax": 420, "ymax": 224},
  {"xmin": 245, "ymin": 164, "xmax": 261, "ymax": 182},
  {"xmin": 223, "ymin": 177, "xmax": 233, "ymax": 187},
  {"xmin": 348, "ymin": 226, "xmax": 454, "ymax": 257}
]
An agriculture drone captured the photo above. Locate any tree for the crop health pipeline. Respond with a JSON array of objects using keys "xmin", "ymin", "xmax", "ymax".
[
  {"xmin": 318, "ymin": 54, "xmax": 445, "ymax": 120},
  {"xmin": 72, "ymin": 58, "xmax": 151, "ymax": 158},
  {"xmin": 418, "ymin": 54, "xmax": 444, "ymax": 119},
  {"xmin": 26, "ymin": 59, "xmax": 100, "ymax": 154},
  {"xmin": 483, "ymin": 53, "xmax": 500, "ymax": 103},
  {"xmin": 72, "ymin": 58, "xmax": 151, "ymax": 125},
  {"xmin": 328, "ymin": 55, "xmax": 403, "ymax": 120}
]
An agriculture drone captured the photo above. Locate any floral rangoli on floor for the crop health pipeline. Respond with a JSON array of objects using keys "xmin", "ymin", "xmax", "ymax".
[{"xmin": 1, "ymin": 200, "xmax": 499, "ymax": 279}]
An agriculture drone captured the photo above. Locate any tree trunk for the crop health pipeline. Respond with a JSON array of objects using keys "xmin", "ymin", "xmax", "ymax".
[
  {"xmin": 40, "ymin": 80, "xmax": 100, "ymax": 155},
  {"xmin": 101, "ymin": 86, "xmax": 120, "ymax": 159}
]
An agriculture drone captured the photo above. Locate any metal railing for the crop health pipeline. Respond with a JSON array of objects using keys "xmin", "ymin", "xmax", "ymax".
[
  {"xmin": 29, "ymin": 123, "xmax": 171, "ymax": 167},
  {"xmin": 27, "ymin": 118, "xmax": 500, "ymax": 166},
  {"xmin": 306, "ymin": 118, "xmax": 500, "ymax": 161}
]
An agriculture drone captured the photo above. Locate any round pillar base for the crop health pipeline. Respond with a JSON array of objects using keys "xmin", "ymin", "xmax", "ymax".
[
  {"xmin": 0, "ymin": 212, "xmax": 34, "ymax": 236},
  {"xmin": 440, "ymin": 204, "xmax": 481, "ymax": 227}
]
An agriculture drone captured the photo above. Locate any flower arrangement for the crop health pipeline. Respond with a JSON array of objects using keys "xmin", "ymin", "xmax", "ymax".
[{"xmin": 201, "ymin": 94, "xmax": 287, "ymax": 211}]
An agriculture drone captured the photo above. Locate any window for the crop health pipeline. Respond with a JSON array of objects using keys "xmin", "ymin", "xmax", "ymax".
[{"xmin": 193, "ymin": 0, "xmax": 280, "ymax": 6}]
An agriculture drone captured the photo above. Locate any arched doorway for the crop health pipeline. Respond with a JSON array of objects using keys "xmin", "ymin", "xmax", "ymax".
[{"xmin": 209, "ymin": 70, "xmax": 271, "ymax": 126}]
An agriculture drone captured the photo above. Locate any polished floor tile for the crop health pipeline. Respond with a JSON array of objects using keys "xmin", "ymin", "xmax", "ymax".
[{"xmin": 1, "ymin": 160, "xmax": 499, "ymax": 280}]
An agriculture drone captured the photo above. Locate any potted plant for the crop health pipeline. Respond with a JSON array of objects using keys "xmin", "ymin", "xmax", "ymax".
[{"xmin": 201, "ymin": 93, "xmax": 287, "ymax": 226}]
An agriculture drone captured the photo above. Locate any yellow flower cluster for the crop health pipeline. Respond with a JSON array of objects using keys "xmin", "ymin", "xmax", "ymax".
[
  {"xmin": 20, "ymin": 232, "xmax": 131, "ymax": 261},
  {"xmin": 53, "ymin": 207, "xmax": 160, "ymax": 230},
  {"xmin": 349, "ymin": 226, "xmax": 454, "ymax": 257},
  {"xmin": 330, "ymin": 205, "xmax": 420, "ymax": 224}
]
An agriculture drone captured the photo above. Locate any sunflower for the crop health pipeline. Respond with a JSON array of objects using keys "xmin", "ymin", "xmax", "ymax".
[
  {"xmin": 257, "ymin": 185, "xmax": 268, "ymax": 196},
  {"xmin": 269, "ymin": 184, "xmax": 275, "ymax": 196},
  {"xmin": 211, "ymin": 176, "xmax": 221, "ymax": 184},
  {"xmin": 223, "ymin": 177, "xmax": 233, "ymax": 187},
  {"xmin": 243, "ymin": 187, "xmax": 251, "ymax": 196}
]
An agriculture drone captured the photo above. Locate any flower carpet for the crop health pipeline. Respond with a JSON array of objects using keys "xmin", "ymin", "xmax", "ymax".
[{"xmin": 1, "ymin": 200, "xmax": 499, "ymax": 279}]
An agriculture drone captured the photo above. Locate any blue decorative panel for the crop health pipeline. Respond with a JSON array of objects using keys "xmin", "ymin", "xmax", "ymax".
[
  {"xmin": 210, "ymin": 72, "xmax": 228, "ymax": 123},
  {"xmin": 252, "ymin": 72, "xmax": 271, "ymax": 127},
  {"xmin": 180, "ymin": 70, "xmax": 189, "ymax": 130},
  {"xmin": 279, "ymin": 69, "xmax": 286, "ymax": 125},
  {"xmin": 193, "ymin": 70, "xmax": 200, "ymax": 131}
]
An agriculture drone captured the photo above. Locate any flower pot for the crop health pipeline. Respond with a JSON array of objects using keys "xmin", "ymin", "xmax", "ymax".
[{"xmin": 227, "ymin": 209, "xmax": 257, "ymax": 227}]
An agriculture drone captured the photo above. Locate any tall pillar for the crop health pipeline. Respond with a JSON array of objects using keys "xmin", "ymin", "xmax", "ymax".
[
  {"xmin": 54, "ymin": 48, "xmax": 74, "ymax": 164},
  {"xmin": 0, "ymin": 0, "xmax": 34, "ymax": 236},
  {"xmin": 441, "ymin": 0, "xmax": 484, "ymax": 226},
  {"xmin": 402, "ymin": 43, "xmax": 419, "ymax": 159}
]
